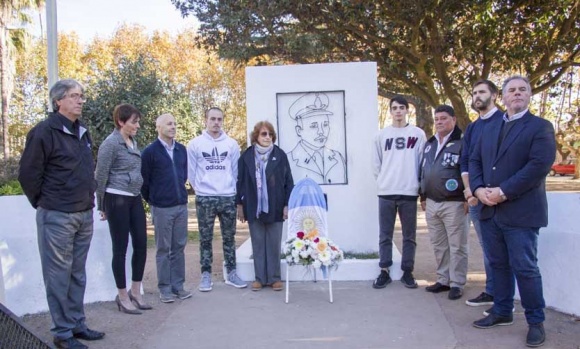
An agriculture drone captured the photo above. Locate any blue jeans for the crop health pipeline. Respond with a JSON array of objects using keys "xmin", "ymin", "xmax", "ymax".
[
  {"xmin": 469, "ymin": 206, "xmax": 493, "ymax": 296},
  {"xmin": 480, "ymin": 217, "xmax": 545, "ymax": 324}
]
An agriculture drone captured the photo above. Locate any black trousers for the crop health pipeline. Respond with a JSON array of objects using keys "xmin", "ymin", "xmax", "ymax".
[{"xmin": 104, "ymin": 193, "xmax": 147, "ymax": 289}]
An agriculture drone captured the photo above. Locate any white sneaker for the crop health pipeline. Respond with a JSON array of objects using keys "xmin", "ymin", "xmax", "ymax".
[
  {"xmin": 198, "ymin": 271, "xmax": 213, "ymax": 292},
  {"xmin": 225, "ymin": 270, "xmax": 247, "ymax": 289}
]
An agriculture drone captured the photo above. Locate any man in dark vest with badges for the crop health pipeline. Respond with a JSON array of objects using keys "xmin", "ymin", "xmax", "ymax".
[{"xmin": 420, "ymin": 105, "xmax": 468, "ymax": 301}]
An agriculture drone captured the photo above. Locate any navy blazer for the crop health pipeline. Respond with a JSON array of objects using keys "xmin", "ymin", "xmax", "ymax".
[
  {"xmin": 469, "ymin": 111, "xmax": 555, "ymax": 228},
  {"xmin": 236, "ymin": 145, "xmax": 294, "ymax": 224}
]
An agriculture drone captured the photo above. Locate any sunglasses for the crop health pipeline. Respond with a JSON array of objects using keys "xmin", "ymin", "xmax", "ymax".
[{"xmin": 260, "ymin": 131, "xmax": 274, "ymax": 137}]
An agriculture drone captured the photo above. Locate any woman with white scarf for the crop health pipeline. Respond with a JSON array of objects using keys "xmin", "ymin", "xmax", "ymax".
[{"xmin": 237, "ymin": 121, "xmax": 294, "ymax": 291}]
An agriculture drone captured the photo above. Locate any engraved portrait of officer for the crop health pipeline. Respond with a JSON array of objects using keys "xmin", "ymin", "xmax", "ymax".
[{"xmin": 284, "ymin": 92, "xmax": 347, "ymax": 185}]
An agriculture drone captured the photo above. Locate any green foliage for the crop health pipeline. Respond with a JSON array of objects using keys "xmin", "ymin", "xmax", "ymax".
[
  {"xmin": 82, "ymin": 54, "xmax": 196, "ymax": 152},
  {"xmin": 343, "ymin": 251, "xmax": 379, "ymax": 260},
  {"xmin": 1, "ymin": 0, "xmax": 46, "ymax": 158},
  {"xmin": 146, "ymin": 229, "xmax": 199, "ymax": 248},
  {"xmin": 0, "ymin": 156, "xmax": 20, "ymax": 185},
  {"xmin": 0, "ymin": 180, "xmax": 23, "ymax": 196},
  {"xmin": 10, "ymin": 27, "xmax": 247, "ymax": 155},
  {"xmin": 188, "ymin": 230, "xmax": 199, "ymax": 242},
  {"xmin": 173, "ymin": 0, "xmax": 580, "ymax": 131}
]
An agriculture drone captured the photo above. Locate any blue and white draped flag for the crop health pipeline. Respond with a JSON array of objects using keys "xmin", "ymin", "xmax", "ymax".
[{"xmin": 288, "ymin": 178, "xmax": 328, "ymax": 239}]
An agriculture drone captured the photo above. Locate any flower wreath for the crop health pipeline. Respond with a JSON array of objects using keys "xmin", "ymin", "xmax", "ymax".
[{"xmin": 283, "ymin": 230, "xmax": 344, "ymax": 270}]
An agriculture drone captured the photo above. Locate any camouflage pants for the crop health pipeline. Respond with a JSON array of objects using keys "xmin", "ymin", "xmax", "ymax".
[{"xmin": 195, "ymin": 195, "xmax": 237, "ymax": 273}]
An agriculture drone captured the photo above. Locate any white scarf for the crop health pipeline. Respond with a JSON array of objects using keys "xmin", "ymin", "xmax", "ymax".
[{"xmin": 255, "ymin": 144, "xmax": 273, "ymax": 218}]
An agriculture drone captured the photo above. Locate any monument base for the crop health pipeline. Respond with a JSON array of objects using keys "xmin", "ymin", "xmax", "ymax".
[{"xmin": 224, "ymin": 239, "xmax": 403, "ymax": 282}]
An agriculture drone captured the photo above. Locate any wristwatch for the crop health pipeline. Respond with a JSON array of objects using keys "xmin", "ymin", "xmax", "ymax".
[{"xmin": 499, "ymin": 188, "xmax": 507, "ymax": 201}]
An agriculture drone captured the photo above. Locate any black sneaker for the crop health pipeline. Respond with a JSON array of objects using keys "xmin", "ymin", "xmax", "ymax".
[
  {"xmin": 466, "ymin": 292, "xmax": 494, "ymax": 306},
  {"xmin": 400, "ymin": 271, "xmax": 418, "ymax": 289},
  {"xmin": 372, "ymin": 270, "xmax": 391, "ymax": 289},
  {"xmin": 483, "ymin": 306, "xmax": 515, "ymax": 316},
  {"xmin": 472, "ymin": 313, "xmax": 514, "ymax": 329}
]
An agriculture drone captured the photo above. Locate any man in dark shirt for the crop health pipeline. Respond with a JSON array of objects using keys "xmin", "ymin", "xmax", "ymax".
[
  {"xmin": 141, "ymin": 113, "xmax": 191, "ymax": 303},
  {"xmin": 19, "ymin": 79, "xmax": 104, "ymax": 349}
]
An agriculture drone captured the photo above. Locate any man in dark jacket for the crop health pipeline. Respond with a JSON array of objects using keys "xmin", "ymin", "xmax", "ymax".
[
  {"xmin": 470, "ymin": 75, "xmax": 555, "ymax": 347},
  {"xmin": 141, "ymin": 113, "xmax": 191, "ymax": 303},
  {"xmin": 19, "ymin": 79, "xmax": 104, "ymax": 349},
  {"xmin": 420, "ymin": 105, "xmax": 468, "ymax": 301},
  {"xmin": 460, "ymin": 80, "xmax": 505, "ymax": 311}
]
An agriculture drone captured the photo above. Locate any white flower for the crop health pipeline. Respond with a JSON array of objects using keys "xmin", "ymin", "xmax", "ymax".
[
  {"xmin": 291, "ymin": 250, "xmax": 299, "ymax": 258},
  {"xmin": 299, "ymin": 250, "xmax": 310, "ymax": 258},
  {"xmin": 286, "ymin": 255, "xmax": 293, "ymax": 263},
  {"xmin": 293, "ymin": 239, "xmax": 305, "ymax": 250}
]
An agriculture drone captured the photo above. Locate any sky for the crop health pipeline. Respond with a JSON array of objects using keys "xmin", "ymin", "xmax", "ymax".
[{"xmin": 32, "ymin": 0, "xmax": 198, "ymax": 41}]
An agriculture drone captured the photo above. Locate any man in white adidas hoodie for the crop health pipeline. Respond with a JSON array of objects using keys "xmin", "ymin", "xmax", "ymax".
[
  {"xmin": 187, "ymin": 107, "xmax": 247, "ymax": 291},
  {"xmin": 372, "ymin": 96, "xmax": 426, "ymax": 289}
]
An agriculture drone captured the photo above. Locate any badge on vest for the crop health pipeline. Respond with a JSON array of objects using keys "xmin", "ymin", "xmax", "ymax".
[
  {"xmin": 445, "ymin": 179, "xmax": 459, "ymax": 191},
  {"xmin": 441, "ymin": 153, "xmax": 459, "ymax": 167}
]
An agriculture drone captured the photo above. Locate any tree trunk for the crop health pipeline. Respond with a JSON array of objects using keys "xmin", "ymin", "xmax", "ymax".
[
  {"xmin": 0, "ymin": 27, "xmax": 9, "ymax": 159},
  {"xmin": 378, "ymin": 89, "xmax": 433, "ymax": 137},
  {"xmin": 413, "ymin": 98, "xmax": 434, "ymax": 138}
]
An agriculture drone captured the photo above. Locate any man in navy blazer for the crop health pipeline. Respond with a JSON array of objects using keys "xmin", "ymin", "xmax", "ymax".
[{"xmin": 469, "ymin": 75, "xmax": 556, "ymax": 348}]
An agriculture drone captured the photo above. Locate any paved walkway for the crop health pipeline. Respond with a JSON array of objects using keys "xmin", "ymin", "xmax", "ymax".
[
  {"xmin": 123, "ymin": 279, "xmax": 579, "ymax": 349},
  {"xmin": 22, "ymin": 191, "xmax": 580, "ymax": 348}
]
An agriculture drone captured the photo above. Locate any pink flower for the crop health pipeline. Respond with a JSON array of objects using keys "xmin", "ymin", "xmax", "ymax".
[
  {"xmin": 297, "ymin": 232, "xmax": 305, "ymax": 239},
  {"xmin": 314, "ymin": 237, "xmax": 320, "ymax": 243}
]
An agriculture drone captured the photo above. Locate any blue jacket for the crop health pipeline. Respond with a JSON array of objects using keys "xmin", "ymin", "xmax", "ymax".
[
  {"xmin": 141, "ymin": 139, "xmax": 188, "ymax": 207},
  {"xmin": 460, "ymin": 109, "xmax": 504, "ymax": 174},
  {"xmin": 469, "ymin": 111, "xmax": 556, "ymax": 227}
]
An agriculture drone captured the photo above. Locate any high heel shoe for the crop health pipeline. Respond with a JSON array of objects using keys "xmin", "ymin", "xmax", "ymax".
[
  {"xmin": 128, "ymin": 290, "xmax": 153, "ymax": 310},
  {"xmin": 115, "ymin": 295, "xmax": 142, "ymax": 315}
]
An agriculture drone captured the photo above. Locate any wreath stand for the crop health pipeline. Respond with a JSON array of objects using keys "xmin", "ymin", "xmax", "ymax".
[
  {"xmin": 284, "ymin": 178, "xmax": 334, "ymax": 304},
  {"xmin": 285, "ymin": 265, "xmax": 333, "ymax": 304}
]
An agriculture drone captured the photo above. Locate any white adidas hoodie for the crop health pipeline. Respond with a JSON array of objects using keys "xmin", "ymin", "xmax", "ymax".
[
  {"xmin": 373, "ymin": 124, "xmax": 426, "ymax": 196},
  {"xmin": 187, "ymin": 130, "xmax": 240, "ymax": 196}
]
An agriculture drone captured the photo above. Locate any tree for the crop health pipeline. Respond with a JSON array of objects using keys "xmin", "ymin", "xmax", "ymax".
[
  {"xmin": 552, "ymin": 69, "xmax": 580, "ymax": 179},
  {"xmin": 172, "ymin": 0, "xmax": 580, "ymax": 131},
  {"xmin": 82, "ymin": 54, "xmax": 195, "ymax": 153},
  {"xmin": 0, "ymin": 0, "xmax": 43, "ymax": 158},
  {"xmin": 10, "ymin": 27, "xmax": 248, "ymax": 152}
]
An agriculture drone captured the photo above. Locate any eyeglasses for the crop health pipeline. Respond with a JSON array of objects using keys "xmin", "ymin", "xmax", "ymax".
[
  {"xmin": 66, "ymin": 93, "xmax": 86, "ymax": 102},
  {"xmin": 260, "ymin": 131, "xmax": 273, "ymax": 137}
]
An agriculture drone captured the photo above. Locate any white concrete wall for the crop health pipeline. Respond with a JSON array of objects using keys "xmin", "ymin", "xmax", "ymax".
[
  {"xmin": 245, "ymin": 62, "xmax": 380, "ymax": 252},
  {"xmin": 537, "ymin": 192, "xmax": 580, "ymax": 316},
  {"xmin": 0, "ymin": 195, "xmax": 133, "ymax": 316}
]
